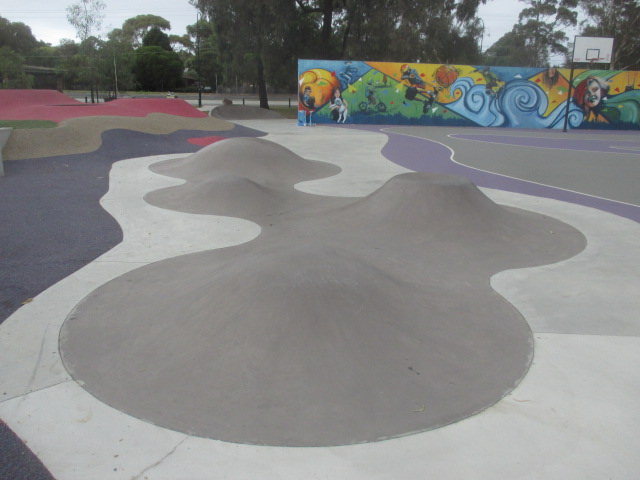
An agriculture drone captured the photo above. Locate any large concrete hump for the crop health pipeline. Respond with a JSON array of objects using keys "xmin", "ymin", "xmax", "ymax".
[{"xmin": 61, "ymin": 141, "xmax": 586, "ymax": 447}]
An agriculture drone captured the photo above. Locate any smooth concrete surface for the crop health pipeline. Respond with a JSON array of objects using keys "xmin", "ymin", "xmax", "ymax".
[
  {"xmin": 1, "ymin": 121, "xmax": 639, "ymax": 478},
  {"xmin": 145, "ymin": 137, "xmax": 342, "ymax": 219},
  {"xmin": 489, "ymin": 189, "xmax": 640, "ymax": 336},
  {"xmin": 60, "ymin": 140, "xmax": 585, "ymax": 445}
]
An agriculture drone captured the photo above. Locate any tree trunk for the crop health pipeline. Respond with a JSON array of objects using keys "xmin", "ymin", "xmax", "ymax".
[
  {"xmin": 256, "ymin": 54, "xmax": 269, "ymax": 109},
  {"xmin": 320, "ymin": 0, "xmax": 334, "ymax": 58},
  {"xmin": 340, "ymin": 14, "xmax": 350, "ymax": 58}
]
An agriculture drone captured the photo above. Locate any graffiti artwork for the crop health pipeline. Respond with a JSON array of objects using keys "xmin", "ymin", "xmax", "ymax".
[{"xmin": 298, "ymin": 60, "xmax": 640, "ymax": 130}]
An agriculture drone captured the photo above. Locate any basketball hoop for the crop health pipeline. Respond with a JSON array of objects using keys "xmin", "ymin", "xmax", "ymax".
[{"xmin": 572, "ymin": 37, "xmax": 614, "ymax": 64}]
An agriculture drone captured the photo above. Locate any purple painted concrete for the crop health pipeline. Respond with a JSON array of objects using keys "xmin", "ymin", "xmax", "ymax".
[
  {"xmin": 348, "ymin": 125, "xmax": 640, "ymax": 223},
  {"xmin": 451, "ymin": 134, "xmax": 640, "ymax": 155}
]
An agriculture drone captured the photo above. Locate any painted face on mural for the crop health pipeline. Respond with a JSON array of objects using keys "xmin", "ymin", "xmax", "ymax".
[
  {"xmin": 584, "ymin": 78, "xmax": 603, "ymax": 108},
  {"xmin": 573, "ymin": 75, "xmax": 610, "ymax": 116}
]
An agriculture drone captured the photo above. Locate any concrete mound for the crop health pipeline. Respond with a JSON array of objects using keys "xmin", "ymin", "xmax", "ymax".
[
  {"xmin": 61, "ymin": 154, "xmax": 587, "ymax": 447},
  {"xmin": 146, "ymin": 137, "xmax": 341, "ymax": 218},
  {"xmin": 150, "ymin": 137, "xmax": 336, "ymax": 183},
  {"xmin": 211, "ymin": 104, "xmax": 285, "ymax": 120},
  {"xmin": 357, "ymin": 172, "xmax": 499, "ymax": 215},
  {"xmin": 320, "ymin": 172, "xmax": 585, "ymax": 270},
  {"xmin": 61, "ymin": 240, "xmax": 535, "ymax": 446},
  {"xmin": 339, "ymin": 172, "xmax": 514, "ymax": 230},
  {"xmin": 146, "ymin": 174, "xmax": 295, "ymax": 218},
  {"xmin": 332, "ymin": 172, "xmax": 569, "ymax": 238}
]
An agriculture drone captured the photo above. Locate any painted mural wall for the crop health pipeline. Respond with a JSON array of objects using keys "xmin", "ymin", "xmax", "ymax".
[{"xmin": 297, "ymin": 59, "xmax": 640, "ymax": 130}]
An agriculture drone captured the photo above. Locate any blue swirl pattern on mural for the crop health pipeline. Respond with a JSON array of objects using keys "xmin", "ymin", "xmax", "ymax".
[
  {"xmin": 448, "ymin": 77, "xmax": 503, "ymax": 126},
  {"xmin": 298, "ymin": 59, "xmax": 640, "ymax": 130},
  {"xmin": 447, "ymin": 79, "xmax": 585, "ymax": 129},
  {"xmin": 499, "ymin": 79, "xmax": 549, "ymax": 128}
]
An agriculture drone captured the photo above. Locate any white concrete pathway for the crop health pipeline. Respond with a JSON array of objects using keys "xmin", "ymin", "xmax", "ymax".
[{"xmin": 0, "ymin": 121, "xmax": 638, "ymax": 479}]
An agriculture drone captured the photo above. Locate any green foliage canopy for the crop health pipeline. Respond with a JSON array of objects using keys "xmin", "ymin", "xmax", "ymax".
[
  {"xmin": 0, "ymin": 16, "xmax": 40, "ymax": 55},
  {"xmin": 122, "ymin": 15, "xmax": 172, "ymax": 47},
  {"xmin": 579, "ymin": 0, "xmax": 639, "ymax": 70},
  {"xmin": 484, "ymin": 0, "xmax": 578, "ymax": 67},
  {"xmin": 0, "ymin": 46, "xmax": 34, "ymax": 88},
  {"xmin": 143, "ymin": 26, "xmax": 173, "ymax": 51},
  {"xmin": 134, "ymin": 46, "xmax": 184, "ymax": 91}
]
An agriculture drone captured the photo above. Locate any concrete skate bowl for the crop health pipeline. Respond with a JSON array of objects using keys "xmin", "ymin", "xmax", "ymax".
[
  {"xmin": 60, "ymin": 139, "xmax": 586, "ymax": 447},
  {"xmin": 211, "ymin": 104, "xmax": 286, "ymax": 120}
]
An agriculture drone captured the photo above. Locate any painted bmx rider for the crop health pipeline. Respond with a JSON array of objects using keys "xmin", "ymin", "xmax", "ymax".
[{"xmin": 359, "ymin": 80, "xmax": 387, "ymax": 113}]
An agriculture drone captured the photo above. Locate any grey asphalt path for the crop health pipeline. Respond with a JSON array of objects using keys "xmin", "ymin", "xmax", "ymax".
[{"xmin": 0, "ymin": 419, "xmax": 54, "ymax": 480}]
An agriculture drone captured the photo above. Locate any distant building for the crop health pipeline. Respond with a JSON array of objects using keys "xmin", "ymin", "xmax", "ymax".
[{"xmin": 23, "ymin": 65, "xmax": 65, "ymax": 91}]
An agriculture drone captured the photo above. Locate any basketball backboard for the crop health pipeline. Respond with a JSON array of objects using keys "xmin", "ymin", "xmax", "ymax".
[{"xmin": 572, "ymin": 36, "xmax": 614, "ymax": 63}]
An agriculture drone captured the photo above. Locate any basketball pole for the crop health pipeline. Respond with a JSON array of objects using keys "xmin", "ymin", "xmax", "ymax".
[
  {"xmin": 562, "ymin": 66, "xmax": 575, "ymax": 132},
  {"xmin": 562, "ymin": 36, "xmax": 577, "ymax": 132}
]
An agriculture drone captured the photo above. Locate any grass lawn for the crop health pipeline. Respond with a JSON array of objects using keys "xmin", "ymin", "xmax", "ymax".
[{"xmin": 0, "ymin": 120, "xmax": 58, "ymax": 129}]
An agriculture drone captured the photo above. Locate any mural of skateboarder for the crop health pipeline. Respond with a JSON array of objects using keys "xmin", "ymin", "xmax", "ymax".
[
  {"xmin": 400, "ymin": 64, "xmax": 440, "ymax": 113},
  {"xmin": 297, "ymin": 59, "xmax": 640, "ymax": 129},
  {"xmin": 339, "ymin": 61, "xmax": 360, "ymax": 90},
  {"xmin": 475, "ymin": 66, "xmax": 503, "ymax": 95}
]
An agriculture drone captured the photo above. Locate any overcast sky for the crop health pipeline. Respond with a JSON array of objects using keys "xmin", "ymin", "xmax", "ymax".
[
  {"xmin": 3, "ymin": 0, "xmax": 572, "ymax": 60},
  {"xmin": 3, "ymin": 0, "xmax": 198, "ymax": 44}
]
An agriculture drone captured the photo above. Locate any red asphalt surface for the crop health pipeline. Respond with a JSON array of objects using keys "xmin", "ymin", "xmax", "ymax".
[{"xmin": 0, "ymin": 89, "xmax": 208, "ymax": 122}]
